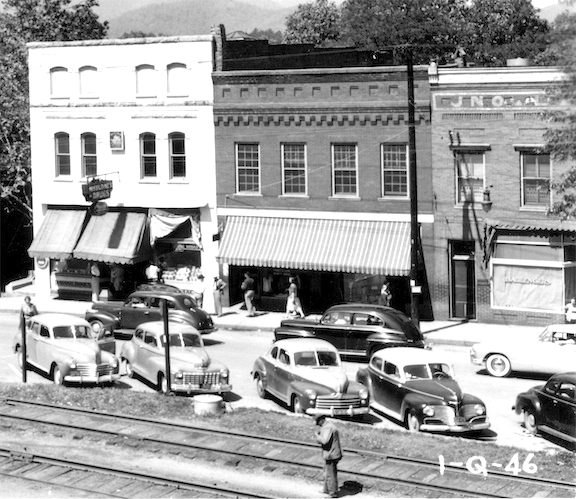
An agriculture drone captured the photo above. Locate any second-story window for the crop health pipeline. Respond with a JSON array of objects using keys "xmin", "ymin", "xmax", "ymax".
[
  {"xmin": 50, "ymin": 67, "xmax": 69, "ymax": 98},
  {"xmin": 236, "ymin": 143, "xmax": 260, "ymax": 193},
  {"xmin": 455, "ymin": 152, "xmax": 484, "ymax": 204},
  {"xmin": 521, "ymin": 151, "xmax": 550, "ymax": 207},
  {"xmin": 81, "ymin": 132, "xmax": 97, "ymax": 177},
  {"xmin": 136, "ymin": 64, "xmax": 156, "ymax": 96},
  {"xmin": 282, "ymin": 143, "xmax": 306, "ymax": 195},
  {"xmin": 169, "ymin": 132, "xmax": 186, "ymax": 178},
  {"xmin": 140, "ymin": 132, "xmax": 157, "ymax": 178},
  {"xmin": 55, "ymin": 132, "xmax": 70, "ymax": 177},
  {"xmin": 79, "ymin": 66, "xmax": 98, "ymax": 97},
  {"xmin": 332, "ymin": 143, "xmax": 357, "ymax": 196},
  {"xmin": 167, "ymin": 63, "xmax": 188, "ymax": 96},
  {"xmin": 382, "ymin": 144, "xmax": 408, "ymax": 197}
]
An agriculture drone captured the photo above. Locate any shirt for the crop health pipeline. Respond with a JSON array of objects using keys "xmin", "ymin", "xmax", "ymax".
[{"xmin": 315, "ymin": 421, "xmax": 342, "ymax": 461}]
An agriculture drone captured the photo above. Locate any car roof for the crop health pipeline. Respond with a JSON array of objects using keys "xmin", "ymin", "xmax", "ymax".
[
  {"xmin": 130, "ymin": 290, "xmax": 191, "ymax": 300},
  {"xmin": 272, "ymin": 338, "xmax": 338, "ymax": 353},
  {"xmin": 30, "ymin": 313, "xmax": 91, "ymax": 327},
  {"xmin": 327, "ymin": 303, "xmax": 399, "ymax": 314},
  {"xmin": 372, "ymin": 347, "xmax": 449, "ymax": 365},
  {"xmin": 543, "ymin": 324, "xmax": 576, "ymax": 334},
  {"xmin": 136, "ymin": 321, "xmax": 200, "ymax": 335},
  {"xmin": 548, "ymin": 372, "xmax": 576, "ymax": 383}
]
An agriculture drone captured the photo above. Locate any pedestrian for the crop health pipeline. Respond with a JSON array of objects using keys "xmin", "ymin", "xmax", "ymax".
[
  {"xmin": 145, "ymin": 261, "xmax": 159, "ymax": 283},
  {"xmin": 378, "ymin": 280, "xmax": 391, "ymax": 307},
  {"xmin": 191, "ymin": 274, "xmax": 206, "ymax": 308},
  {"xmin": 565, "ymin": 297, "xmax": 576, "ymax": 324},
  {"xmin": 241, "ymin": 272, "xmax": 255, "ymax": 317},
  {"xmin": 213, "ymin": 276, "xmax": 226, "ymax": 317},
  {"xmin": 314, "ymin": 414, "xmax": 342, "ymax": 498},
  {"xmin": 90, "ymin": 262, "xmax": 101, "ymax": 302},
  {"xmin": 286, "ymin": 277, "xmax": 305, "ymax": 318},
  {"xmin": 19, "ymin": 295, "xmax": 38, "ymax": 330},
  {"xmin": 110, "ymin": 263, "xmax": 124, "ymax": 299}
]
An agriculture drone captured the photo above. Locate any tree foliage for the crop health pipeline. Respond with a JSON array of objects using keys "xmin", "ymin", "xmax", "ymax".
[
  {"xmin": 284, "ymin": 0, "xmax": 341, "ymax": 46},
  {"xmin": 0, "ymin": 0, "xmax": 108, "ymax": 222}
]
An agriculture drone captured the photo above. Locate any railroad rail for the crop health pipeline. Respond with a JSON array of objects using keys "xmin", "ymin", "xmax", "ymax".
[{"xmin": 1, "ymin": 398, "xmax": 574, "ymax": 498}]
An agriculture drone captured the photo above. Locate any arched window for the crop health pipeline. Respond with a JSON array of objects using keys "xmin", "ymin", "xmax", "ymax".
[
  {"xmin": 140, "ymin": 132, "xmax": 156, "ymax": 178},
  {"xmin": 50, "ymin": 67, "xmax": 69, "ymax": 98},
  {"xmin": 169, "ymin": 132, "xmax": 186, "ymax": 178},
  {"xmin": 79, "ymin": 66, "xmax": 98, "ymax": 97},
  {"xmin": 81, "ymin": 132, "xmax": 97, "ymax": 177},
  {"xmin": 167, "ymin": 63, "xmax": 187, "ymax": 96},
  {"xmin": 136, "ymin": 64, "xmax": 156, "ymax": 96},
  {"xmin": 54, "ymin": 132, "xmax": 70, "ymax": 176}
]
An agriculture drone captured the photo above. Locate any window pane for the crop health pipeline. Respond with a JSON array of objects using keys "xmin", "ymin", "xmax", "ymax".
[
  {"xmin": 456, "ymin": 153, "xmax": 483, "ymax": 203},
  {"xmin": 522, "ymin": 152, "xmax": 550, "ymax": 206},
  {"xmin": 141, "ymin": 133, "xmax": 157, "ymax": 178},
  {"xmin": 55, "ymin": 134, "xmax": 70, "ymax": 176},
  {"xmin": 57, "ymin": 155, "xmax": 71, "ymax": 176},
  {"xmin": 143, "ymin": 157, "xmax": 157, "ymax": 177},
  {"xmin": 84, "ymin": 156, "xmax": 97, "ymax": 177},
  {"xmin": 283, "ymin": 143, "xmax": 306, "ymax": 194},
  {"xmin": 382, "ymin": 145, "xmax": 407, "ymax": 196},
  {"xmin": 237, "ymin": 144, "xmax": 259, "ymax": 192},
  {"xmin": 333, "ymin": 144, "xmax": 357, "ymax": 195},
  {"xmin": 83, "ymin": 134, "xmax": 96, "ymax": 154},
  {"xmin": 170, "ymin": 133, "xmax": 186, "ymax": 178}
]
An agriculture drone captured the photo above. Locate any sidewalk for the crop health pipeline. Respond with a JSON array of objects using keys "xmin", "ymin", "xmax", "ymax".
[{"xmin": 0, "ymin": 290, "xmax": 542, "ymax": 347}]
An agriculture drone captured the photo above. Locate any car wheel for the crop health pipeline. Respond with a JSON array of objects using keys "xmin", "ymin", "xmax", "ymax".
[
  {"xmin": 485, "ymin": 354, "xmax": 512, "ymax": 377},
  {"xmin": 292, "ymin": 396, "xmax": 305, "ymax": 414},
  {"xmin": 159, "ymin": 373, "xmax": 169, "ymax": 394},
  {"xmin": 53, "ymin": 366, "xmax": 64, "ymax": 386},
  {"xmin": 90, "ymin": 320, "xmax": 105, "ymax": 335},
  {"xmin": 17, "ymin": 349, "xmax": 24, "ymax": 370},
  {"xmin": 405, "ymin": 411, "xmax": 421, "ymax": 432},
  {"xmin": 523, "ymin": 409, "xmax": 538, "ymax": 435},
  {"xmin": 255, "ymin": 374, "xmax": 267, "ymax": 399},
  {"xmin": 124, "ymin": 359, "xmax": 133, "ymax": 378}
]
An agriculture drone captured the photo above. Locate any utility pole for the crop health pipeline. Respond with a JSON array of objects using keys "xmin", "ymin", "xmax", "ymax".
[{"xmin": 406, "ymin": 47, "xmax": 420, "ymax": 328}]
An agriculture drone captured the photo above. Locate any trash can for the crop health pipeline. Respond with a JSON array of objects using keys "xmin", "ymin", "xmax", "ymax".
[{"xmin": 193, "ymin": 394, "xmax": 223, "ymax": 415}]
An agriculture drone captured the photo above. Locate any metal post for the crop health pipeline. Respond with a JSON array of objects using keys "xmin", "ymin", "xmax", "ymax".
[
  {"xmin": 21, "ymin": 312, "xmax": 27, "ymax": 382},
  {"xmin": 406, "ymin": 47, "xmax": 420, "ymax": 328},
  {"xmin": 161, "ymin": 298, "xmax": 171, "ymax": 394}
]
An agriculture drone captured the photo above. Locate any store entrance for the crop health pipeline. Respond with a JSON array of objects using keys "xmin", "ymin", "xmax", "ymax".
[{"xmin": 450, "ymin": 241, "xmax": 476, "ymax": 319}]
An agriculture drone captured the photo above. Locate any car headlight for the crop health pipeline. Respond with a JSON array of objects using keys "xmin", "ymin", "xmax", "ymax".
[
  {"xmin": 474, "ymin": 404, "xmax": 486, "ymax": 415},
  {"xmin": 359, "ymin": 389, "xmax": 369, "ymax": 400},
  {"xmin": 110, "ymin": 357, "xmax": 118, "ymax": 369},
  {"xmin": 69, "ymin": 361, "xmax": 77, "ymax": 369},
  {"xmin": 469, "ymin": 347, "xmax": 476, "ymax": 357},
  {"xmin": 175, "ymin": 372, "xmax": 184, "ymax": 380},
  {"xmin": 423, "ymin": 405, "xmax": 435, "ymax": 417},
  {"xmin": 304, "ymin": 389, "xmax": 317, "ymax": 400},
  {"xmin": 220, "ymin": 371, "xmax": 229, "ymax": 380}
]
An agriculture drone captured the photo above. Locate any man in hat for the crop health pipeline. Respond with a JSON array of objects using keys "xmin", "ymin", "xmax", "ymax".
[{"xmin": 314, "ymin": 415, "xmax": 342, "ymax": 497}]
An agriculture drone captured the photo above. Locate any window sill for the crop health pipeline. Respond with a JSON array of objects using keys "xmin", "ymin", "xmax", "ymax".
[
  {"xmin": 378, "ymin": 196, "xmax": 410, "ymax": 202},
  {"xmin": 79, "ymin": 95, "xmax": 99, "ymax": 100},
  {"xmin": 167, "ymin": 93, "xmax": 189, "ymax": 98},
  {"xmin": 54, "ymin": 177, "xmax": 74, "ymax": 182},
  {"xmin": 168, "ymin": 178, "xmax": 189, "ymax": 184},
  {"xmin": 519, "ymin": 205, "xmax": 548, "ymax": 212},
  {"xmin": 328, "ymin": 196, "xmax": 362, "ymax": 201},
  {"xmin": 50, "ymin": 95, "xmax": 70, "ymax": 100},
  {"xmin": 279, "ymin": 194, "xmax": 310, "ymax": 199},
  {"xmin": 233, "ymin": 192, "xmax": 263, "ymax": 197},
  {"xmin": 139, "ymin": 178, "xmax": 161, "ymax": 184},
  {"xmin": 136, "ymin": 94, "xmax": 157, "ymax": 98}
]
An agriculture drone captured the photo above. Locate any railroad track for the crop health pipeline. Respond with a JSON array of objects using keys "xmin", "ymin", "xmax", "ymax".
[{"xmin": 1, "ymin": 398, "xmax": 574, "ymax": 498}]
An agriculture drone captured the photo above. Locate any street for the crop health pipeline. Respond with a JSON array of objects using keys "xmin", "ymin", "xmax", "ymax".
[{"xmin": 0, "ymin": 312, "xmax": 566, "ymax": 456}]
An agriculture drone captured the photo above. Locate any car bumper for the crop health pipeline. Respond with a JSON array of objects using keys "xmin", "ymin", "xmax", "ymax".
[
  {"xmin": 64, "ymin": 373, "xmax": 121, "ymax": 384},
  {"xmin": 306, "ymin": 406, "xmax": 370, "ymax": 417},
  {"xmin": 420, "ymin": 419, "xmax": 490, "ymax": 433},
  {"xmin": 171, "ymin": 383, "xmax": 232, "ymax": 394}
]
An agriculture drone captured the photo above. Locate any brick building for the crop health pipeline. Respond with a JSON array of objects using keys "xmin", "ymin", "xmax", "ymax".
[{"xmin": 429, "ymin": 64, "xmax": 575, "ymax": 325}]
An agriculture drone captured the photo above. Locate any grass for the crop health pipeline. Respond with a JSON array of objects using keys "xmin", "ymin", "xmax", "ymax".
[{"xmin": 1, "ymin": 382, "xmax": 574, "ymax": 482}]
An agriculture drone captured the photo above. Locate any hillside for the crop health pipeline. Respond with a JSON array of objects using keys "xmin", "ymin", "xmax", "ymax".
[
  {"xmin": 101, "ymin": 0, "xmax": 295, "ymax": 38},
  {"xmin": 539, "ymin": 2, "xmax": 576, "ymax": 22}
]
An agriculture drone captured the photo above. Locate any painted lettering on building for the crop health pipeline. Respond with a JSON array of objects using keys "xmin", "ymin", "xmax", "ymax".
[
  {"xmin": 436, "ymin": 93, "xmax": 548, "ymax": 109},
  {"xmin": 504, "ymin": 276, "xmax": 551, "ymax": 286}
]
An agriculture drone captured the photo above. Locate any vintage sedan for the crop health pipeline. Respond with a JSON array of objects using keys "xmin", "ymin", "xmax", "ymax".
[
  {"xmin": 513, "ymin": 372, "xmax": 576, "ymax": 445},
  {"xmin": 252, "ymin": 338, "xmax": 370, "ymax": 417},
  {"xmin": 274, "ymin": 303, "xmax": 425, "ymax": 360},
  {"xmin": 357, "ymin": 347, "xmax": 490, "ymax": 433},
  {"xmin": 120, "ymin": 321, "xmax": 231, "ymax": 395},
  {"xmin": 12, "ymin": 313, "xmax": 120, "ymax": 385},
  {"xmin": 85, "ymin": 290, "xmax": 215, "ymax": 336},
  {"xmin": 470, "ymin": 324, "xmax": 576, "ymax": 378}
]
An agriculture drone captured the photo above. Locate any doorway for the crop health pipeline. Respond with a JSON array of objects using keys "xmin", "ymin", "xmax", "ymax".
[{"xmin": 450, "ymin": 241, "xmax": 476, "ymax": 319}]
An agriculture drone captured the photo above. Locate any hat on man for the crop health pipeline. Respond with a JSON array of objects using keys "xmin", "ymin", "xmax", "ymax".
[{"xmin": 314, "ymin": 414, "xmax": 326, "ymax": 424}]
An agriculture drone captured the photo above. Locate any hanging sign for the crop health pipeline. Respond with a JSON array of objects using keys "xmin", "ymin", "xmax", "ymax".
[{"xmin": 82, "ymin": 178, "xmax": 113, "ymax": 202}]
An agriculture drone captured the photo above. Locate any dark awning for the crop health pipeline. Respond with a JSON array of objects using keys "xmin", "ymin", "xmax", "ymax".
[
  {"xmin": 217, "ymin": 216, "xmax": 412, "ymax": 275},
  {"xmin": 73, "ymin": 211, "xmax": 151, "ymax": 264},
  {"xmin": 28, "ymin": 209, "xmax": 87, "ymax": 260},
  {"xmin": 484, "ymin": 218, "xmax": 576, "ymax": 233}
]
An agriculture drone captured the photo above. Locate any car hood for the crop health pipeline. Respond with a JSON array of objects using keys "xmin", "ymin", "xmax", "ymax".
[
  {"xmin": 296, "ymin": 367, "xmax": 350, "ymax": 393},
  {"xmin": 53, "ymin": 339, "xmax": 102, "ymax": 362},
  {"xmin": 279, "ymin": 318, "xmax": 318, "ymax": 328},
  {"xmin": 89, "ymin": 301, "xmax": 123, "ymax": 312},
  {"xmin": 170, "ymin": 347, "xmax": 210, "ymax": 368},
  {"xmin": 406, "ymin": 378, "xmax": 462, "ymax": 402}
]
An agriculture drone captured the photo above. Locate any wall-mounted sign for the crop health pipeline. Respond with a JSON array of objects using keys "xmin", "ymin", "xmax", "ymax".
[
  {"xmin": 36, "ymin": 257, "xmax": 49, "ymax": 270},
  {"xmin": 82, "ymin": 178, "xmax": 113, "ymax": 202},
  {"xmin": 90, "ymin": 201, "xmax": 109, "ymax": 216},
  {"xmin": 110, "ymin": 131, "xmax": 124, "ymax": 150}
]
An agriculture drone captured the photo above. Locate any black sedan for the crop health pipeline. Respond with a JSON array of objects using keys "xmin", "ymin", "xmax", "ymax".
[
  {"xmin": 85, "ymin": 290, "xmax": 215, "ymax": 336},
  {"xmin": 356, "ymin": 347, "xmax": 490, "ymax": 433},
  {"xmin": 274, "ymin": 303, "xmax": 425, "ymax": 360},
  {"xmin": 513, "ymin": 372, "xmax": 576, "ymax": 446}
]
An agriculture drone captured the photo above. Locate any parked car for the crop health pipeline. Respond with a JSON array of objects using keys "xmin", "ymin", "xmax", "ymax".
[
  {"xmin": 12, "ymin": 313, "xmax": 120, "ymax": 385},
  {"xmin": 356, "ymin": 347, "xmax": 490, "ymax": 433},
  {"xmin": 274, "ymin": 303, "xmax": 425, "ymax": 360},
  {"xmin": 252, "ymin": 338, "xmax": 370, "ymax": 417},
  {"xmin": 120, "ymin": 321, "xmax": 231, "ymax": 395},
  {"xmin": 470, "ymin": 324, "xmax": 576, "ymax": 378},
  {"xmin": 85, "ymin": 290, "xmax": 215, "ymax": 336},
  {"xmin": 513, "ymin": 372, "xmax": 576, "ymax": 445}
]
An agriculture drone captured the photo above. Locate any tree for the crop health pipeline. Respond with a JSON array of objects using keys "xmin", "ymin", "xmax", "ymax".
[
  {"xmin": 248, "ymin": 28, "xmax": 283, "ymax": 44},
  {"xmin": 284, "ymin": 0, "xmax": 341, "ymax": 46}
]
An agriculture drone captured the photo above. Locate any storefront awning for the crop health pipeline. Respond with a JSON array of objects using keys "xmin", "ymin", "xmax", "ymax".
[
  {"xmin": 217, "ymin": 216, "xmax": 412, "ymax": 275},
  {"xmin": 73, "ymin": 211, "xmax": 151, "ymax": 264},
  {"xmin": 484, "ymin": 218, "xmax": 576, "ymax": 233},
  {"xmin": 28, "ymin": 209, "xmax": 87, "ymax": 260}
]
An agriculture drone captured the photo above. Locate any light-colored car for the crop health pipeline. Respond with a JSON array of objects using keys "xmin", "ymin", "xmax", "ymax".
[
  {"xmin": 357, "ymin": 347, "xmax": 489, "ymax": 433},
  {"xmin": 12, "ymin": 313, "xmax": 120, "ymax": 385},
  {"xmin": 251, "ymin": 338, "xmax": 370, "ymax": 417},
  {"xmin": 120, "ymin": 321, "xmax": 232, "ymax": 395},
  {"xmin": 470, "ymin": 324, "xmax": 576, "ymax": 378}
]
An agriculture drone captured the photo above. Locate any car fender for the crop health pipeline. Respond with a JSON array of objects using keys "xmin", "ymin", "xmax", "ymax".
[
  {"xmin": 86, "ymin": 311, "xmax": 119, "ymax": 328},
  {"xmin": 401, "ymin": 392, "xmax": 435, "ymax": 419},
  {"xmin": 514, "ymin": 392, "xmax": 541, "ymax": 417},
  {"xmin": 289, "ymin": 380, "xmax": 332, "ymax": 399},
  {"xmin": 273, "ymin": 327, "xmax": 315, "ymax": 341},
  {"xmin": 460, "ymin": 393, "xmax": 485, "ymax": 406},
  {"xmin": 251, "ymin": 358, "xmax": 267, "ymax": 380},
  {"xmin": 356, "ymin": 367, "xmax": 371, "ymax": 387}
]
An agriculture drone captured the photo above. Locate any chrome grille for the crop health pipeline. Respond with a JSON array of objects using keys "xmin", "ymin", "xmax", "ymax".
[
  {"xmin": 429, "ymin": 405, "xmax": 456, "ymax": 424},
  {"xmin": 76, "ymin": 363, "xmax": 114, "ymax": 376},
  {"xmin": 181, "ymin": 372, "xmax": 220, "ymax": 385},
  {"xmin": 460, "ymin": 404, "xmax": 482, "ymax": 420},
  {"xmin": 315, "ymin": 394, "xmax": 363, "ymax": 410}
]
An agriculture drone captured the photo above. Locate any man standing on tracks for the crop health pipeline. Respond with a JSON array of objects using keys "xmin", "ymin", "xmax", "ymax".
[{"xmin": 314, "ymin": 414, "xmax": 342, "ymax": 497}]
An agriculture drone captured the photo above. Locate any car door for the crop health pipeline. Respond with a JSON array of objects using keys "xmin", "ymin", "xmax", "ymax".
[
  {"xmin": 121, "ymin": 296, "xmax": 161, "ymax": 329},
  {"xmin": 315, "ymin": 311, "xmax": 350, "ymax": 352},
  {"xmin": 262, "ymin": 346, "xmax": 280, "ymax": 396},
  {"xmin": 24, "ymin": 320, "xmax": 40, "ymax": 365},
  {"xmin": 137, "ymin": 331, "xmax": 162, "ymax": 383},
  {"xmin": 35, "ymin": 324, "xmax": 53, "ymax": 373},
  {"xmin": 380, "ymin": 361, "xmax": 404, "ymax": 417},
  {"xmin": 274, "ymin": 348, "xmax": 294, "ymax": 403},
  {"xmin": 129, "ymin": 328, "xmax": 146, "ymax": 374},
  {"xmin": 530, "ymin": 334, "xmax": 574, "ymax": 374},
  {"xmin": 347, "ymin": 313, "xmax": 372, "ymax": 354},
  {"xmin": 367, "ymin": 356, "xmax": 385, "ymax": 403},
  {"xmin": 555, "ymin": 381, "xmax": 576, "ymax": 438},
  {"xmin": 539, "ymin": 380, "xmax": 560, "ymax": 430}
]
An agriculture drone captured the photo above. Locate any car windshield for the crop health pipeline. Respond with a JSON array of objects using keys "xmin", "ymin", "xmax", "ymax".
[
  {"xmin": 53, "ymin": 325, "xmax": 92, "ymax": 339},
  {"xmin": 403, "ymin": 363, "xmax": 452, "ymax": 379},
  {"xmin": 162, "ymin": 333, "xmax": 202, "ymax": 348},
  {"xmin": 294, "ymin": 350, "xmax": 339, "ymax": 367}
]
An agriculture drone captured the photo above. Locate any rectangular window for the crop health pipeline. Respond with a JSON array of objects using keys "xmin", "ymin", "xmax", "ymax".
[
  {"xmin": 236, "ymin": 143, "xmax": 260, "ymax": 193},
  {"xmin": 456, "ymin": 152, "xmax": 484, "ymax": 203},
  {"xmin": 382, "ymin": 144, "xmax": 408, "ymax": 197},
  {"xmin": 81, "ymin": 133, "xmax": 97, "ymax": 177},
  {"xmin": 55, "ymin": 133, "xmax": 70, "ymax": 176},
  {"xmin": 521, "ymin": 152, "xmax": 550, "ymax": 207},
  {"xmin": 140, "ymin": 133, "xmax": 157, "ymax": 178},
  {"xmin": 332, "ymin": 144, "xmax": 357, "ymax": 196},
  {"xmin": 282, "ymin": 143, "xmax": 306, "ymax": 195},
  {"xmin": 169, "ymin": 132, "xmax": 186, "ymax": 178}
]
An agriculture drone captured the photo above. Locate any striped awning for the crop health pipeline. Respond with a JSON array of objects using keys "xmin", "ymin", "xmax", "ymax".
[
  {"xmin": 217, "ymin": 216, "xmax": 412, "ymax": 275},
  {"xmin": 28, "ymin": 209, "xmax": 87, "ymax": 260},
  {"xmin": 484, "ymin": 218, "xmax": 576, "ymax": 233},
  {"xmin": 73, "ymin": 211, "xmax": 151, "ymax": 264}
]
